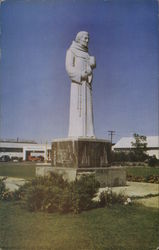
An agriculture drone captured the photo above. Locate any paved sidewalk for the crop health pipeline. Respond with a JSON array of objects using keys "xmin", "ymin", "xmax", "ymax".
[
  {"xmin": 135, "ymin": 196, "xmax": 159, "ymax": 208},
  {"xmin": 107, "ymin": 181, "xmax": 159, "ymax": 198},
  {"xmin": 98, "ymin": 181, "xmax": 159, "ymax": 208},
  {"xmin": 0, "ymin": 176, "xmax": 26, "ymax": 191}
]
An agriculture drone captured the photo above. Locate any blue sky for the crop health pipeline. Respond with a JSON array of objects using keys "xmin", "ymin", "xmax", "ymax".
[{"xmin": 0, "ymin": 0, "xmax": 158, "ymax": 143}]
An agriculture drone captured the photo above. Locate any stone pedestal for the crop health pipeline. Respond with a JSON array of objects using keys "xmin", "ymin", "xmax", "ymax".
[
  {"xmin": 36, "ymin": 138, "xmax": 126, "ymax": 187},
  {"xmin": 52, "ymin": 138, "xmax": 111, "ymax": 168},
  {"xmin": 36, "ymin": 166, "xmax": 126, "ymax": 187}
]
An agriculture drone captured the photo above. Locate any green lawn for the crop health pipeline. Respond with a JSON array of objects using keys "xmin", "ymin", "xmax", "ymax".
[
  {"xmin": 126, "ymin": 166, "xmax": 159, "ymax": 178},
  {"xmin": 0, "ymin": 201, "xmax": 159, "ymax": 250},
  {"xmin": 1, "ymin": 163, "xmax": 159, "ymax": 180},
  {"xmin": 0, "ymin": 163, "xmax": 36, "ymax": 179},
  {"xmin": 0, "ymin": 164, "xmax": 159, "ymax": 249}
]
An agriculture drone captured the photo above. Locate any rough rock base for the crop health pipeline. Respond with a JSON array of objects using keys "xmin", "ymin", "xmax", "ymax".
[
  {"xmin": 36, "ymin": 138, "xmax": 126, "ymax": 187},
  {"xmin": 51, "ymin": 138, "xmax": 111, "ymax": 168},
  {"xmin": 36, "ymin": 166, "xmax": 126, "ymax": 187}
]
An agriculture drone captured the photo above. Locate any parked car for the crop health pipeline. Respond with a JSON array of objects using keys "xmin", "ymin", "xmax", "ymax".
[
  {"xmin": 28, "ymin": 155, "xmax": 44, "ymax": 162},
  {"xmin": 38, "ymin": 156, "xmax": 44, "ymax": 162},
  {"xmin": 0, "ymin": 155, "xmax": 11, "ymax": 162},
  {"xmin": 11, "ymin": 156, "xmax": 22, "ymax": 162}
]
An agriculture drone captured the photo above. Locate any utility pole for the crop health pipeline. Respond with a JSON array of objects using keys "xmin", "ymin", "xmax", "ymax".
[
  {"xmin": 108, "ymin": 130, "xmax": 115, "ymax": 144},
  {"xmin": 45, "ymin": 141, "xmax": 48, "ymax": 163}
]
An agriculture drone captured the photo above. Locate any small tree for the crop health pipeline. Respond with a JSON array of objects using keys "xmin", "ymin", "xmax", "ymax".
[{"xmin": 131, "ymin": 133, "xmax": 147, "ymax": 161}]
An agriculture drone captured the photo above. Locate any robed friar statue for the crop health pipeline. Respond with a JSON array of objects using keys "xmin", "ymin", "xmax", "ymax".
[
  {"xmin": 65, "ymin": 31, "xmax": 96, "ymax": 138},
  {"xmin": 37, "ymin": 31, "xmax": 125, "ymax": 188}
]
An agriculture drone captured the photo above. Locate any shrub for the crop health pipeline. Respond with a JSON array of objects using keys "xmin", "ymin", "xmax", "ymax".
[
  {"xmin": 16, "ymin": 173, "xmax": 100, "ymax": 214},
  {"xmin": 30, "ymin": 172, "xmax": 69, "ymax": 189},
  {"xmin": 148, "ymin": 156, "xmax": 159, "ymax": 167},
  {"xmin": 111, "ymin": 151, "xmax": 149, "ymax": 163},
  {"xmin": 58, "ymin": 188, "xmax": 73, "ymax": 213},
  {"xmin": 99, "ymin": 188, "xmax": 127, "ymax": 207},
  {"xmin": 0, "ymin": 178, "xmax": 6, "ymax": 199},
  {"xmin": 17, "ymin": 173, "xmax": 68, "ymax": 212},
  {"xmin": 70, "ymin": 175, "xmax": 100, "ymax": 213},
  {"xmin": 127, "ymin": 174, "xmax": 159, "ymax": 184}
]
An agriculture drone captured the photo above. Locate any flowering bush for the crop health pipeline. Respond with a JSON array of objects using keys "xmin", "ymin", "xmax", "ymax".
[
  {"xmin": 124, "ymin": 197, "xmax": 132, "ymax": 205},
  {"xmin": 127, "ymin": 174, "xmax": 159, "ymax": 184},
  {"xmin": 0, "ymin": 178, "xmax": 6, "ymax": 198},
  {"xmin": 99, "ymin": 188, "xmax": 128, "ymax": 207},
  {"xmin": 0, "ymin": 178, "xmax": 14, "ymax": 201}
]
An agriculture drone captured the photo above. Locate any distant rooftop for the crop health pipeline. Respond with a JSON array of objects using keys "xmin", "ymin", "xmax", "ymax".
[
  {"xmin": 0, "ymin": 138, "xmax": 37, "ymax": 144},
  {"xmin": 113, "ymin": 136, "xmax": 159, "ymax": 149}
]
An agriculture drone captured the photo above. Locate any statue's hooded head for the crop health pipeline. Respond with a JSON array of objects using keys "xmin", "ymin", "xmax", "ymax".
[{"xmin": 75, "ymin": 31, "xmax": 89, "ymax": 48}]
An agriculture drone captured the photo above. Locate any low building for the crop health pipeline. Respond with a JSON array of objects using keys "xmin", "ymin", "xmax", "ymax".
[
  {"xmin": 0, "ymin": 139, "xmax": 51, "ymax": 161},
  {"xmin": 113, "ymin": 136, "xmax": 159, "ymax": 159}
]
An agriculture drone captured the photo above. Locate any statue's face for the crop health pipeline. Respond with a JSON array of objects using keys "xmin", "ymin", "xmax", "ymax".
[{"xmin": 79, "ymin": 33, "xmax": 89, "ymax": 47}]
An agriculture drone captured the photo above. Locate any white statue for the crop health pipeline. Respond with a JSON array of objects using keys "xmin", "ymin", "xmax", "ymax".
[{"xmin": 66, "ymin": 31, "xmax": 96, "ymax": 138}]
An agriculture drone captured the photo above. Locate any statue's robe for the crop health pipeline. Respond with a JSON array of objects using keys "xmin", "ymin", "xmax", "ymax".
[{"xmin": 66, "ymin": 41, "xmax": 95, "ymax": 137}]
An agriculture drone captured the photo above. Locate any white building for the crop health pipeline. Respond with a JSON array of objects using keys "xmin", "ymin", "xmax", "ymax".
[
  {"xmin": 113, "ymin": 136, "xmax": 159, "ymax": 159},
  {"xmin": 0, "ymin": 140, "xmax": 51, "ymax": 161}
]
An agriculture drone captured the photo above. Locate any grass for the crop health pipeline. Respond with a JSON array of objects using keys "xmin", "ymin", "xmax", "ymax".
[
  {"xmin": 0, "ymin": 163, "xmax": 159, "ymax": 181},
  {"xmin": 0, "ymin": 164, "xmax": 159, "ymax": 249},
  {"xmin": 0, "ymin": 201, "xmax": 159, "ymax": 250},
  {"xmin": 0, "ymin": 162, "xmax": 36, "ymax": 179},
  {"xmin": 1, "ymin": 163, "xmax": 159, "ymax": 180},
  {"xmin": 126, "ymin": 166, "xmax": 159, "ymax": 178}
]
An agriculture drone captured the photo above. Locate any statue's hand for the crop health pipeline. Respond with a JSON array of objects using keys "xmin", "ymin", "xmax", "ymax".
[
  {"xmin": 89, "ymin": 56, "xmax": 96, "ymax": 69},
  {"xmin": 81, "ymin": 70, "xmax": 88, "ymax": 81},
  {"xmin": 87, "ymin": 67, "xmax": 92, "ymax": 76}
]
